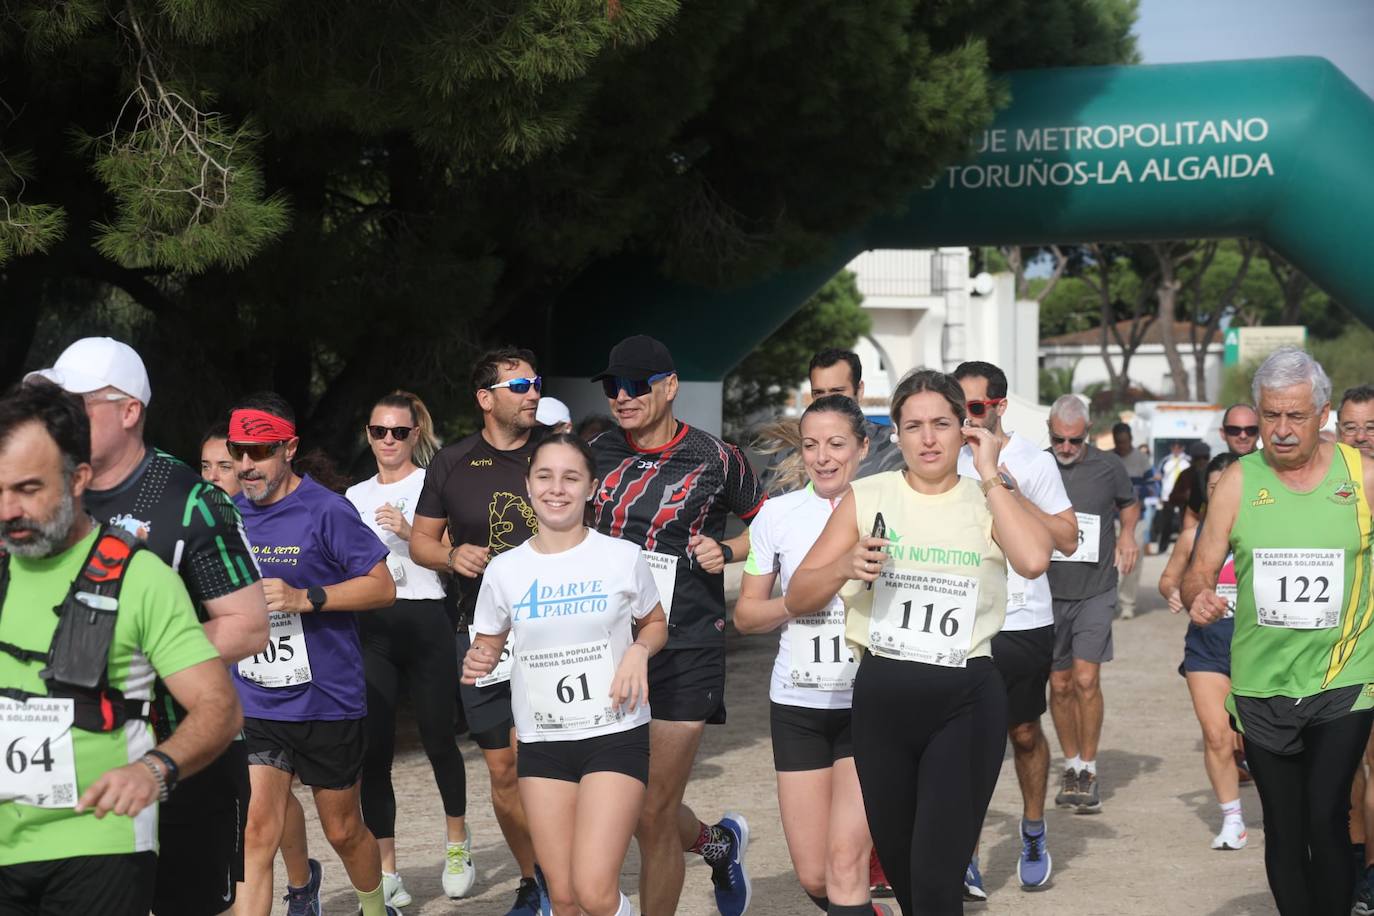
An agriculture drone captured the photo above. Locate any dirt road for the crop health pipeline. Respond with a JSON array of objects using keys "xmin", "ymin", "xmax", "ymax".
[{"xmin": 277, "ymin": 552, "xmax": 1278, "ymax": 914}]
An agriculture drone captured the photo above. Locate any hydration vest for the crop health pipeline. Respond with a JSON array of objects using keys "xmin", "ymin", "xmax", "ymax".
[{"xmin": 0, "ymin": 525, "xmax": 154, "ymax": 732}]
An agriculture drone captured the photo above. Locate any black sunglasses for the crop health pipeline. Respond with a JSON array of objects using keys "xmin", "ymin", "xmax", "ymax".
[
  {"xmin": 227, "ymin": 440, "xmax": 287, "ymax": 461},
  {"xmin": 966, "ymin": 398, "xmax": 1004, "ymax": 418},
  {"xmin": 602, "ymin": 371, "xmax": 674, "ymax": 400},
  {"xmin": 367, "ymin": 425, "xmax": 413, "ymax": 441},
  {"xmin": 488, "ymin": 376, "xmax": 542, "ymax": 395},
  {"xmin": 1050, "ymin": 434, "xmax": 1087, "ymax": 446},
  {"xmin": 1223, "ymin": 425, "xmax": 1259, "ymax": 437}
]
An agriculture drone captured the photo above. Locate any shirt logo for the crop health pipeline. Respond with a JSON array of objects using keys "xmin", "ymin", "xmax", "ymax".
[
  {"xmin": 488, "ymin": 492, "xmax": 537, "ymax": 553},
  {"xmin": 109, "ymin": 513, "xmax": 152, "ymax": 540},
  {"xmin": 470, "ymin": 457, "xmax": 493, "ymax": 467},
  {"xmin": 1251, "ymin": 487, "xmax": 1276, "ymax": 507},
  {"xmin": 1329, "ymin": 481, "xmax": 1359, "ymax": 505},
  {"xmin": 513, "ymin": 578, "xmax": 608, "ymax": 620}
]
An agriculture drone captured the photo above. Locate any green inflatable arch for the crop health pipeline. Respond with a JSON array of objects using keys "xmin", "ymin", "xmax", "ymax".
[{"xmin": 550, "ymin": 56, "xmax": 1374, "ymax": 381}]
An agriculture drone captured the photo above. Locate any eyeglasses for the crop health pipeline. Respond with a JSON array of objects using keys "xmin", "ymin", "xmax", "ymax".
[
  {"xmin": 1223, "ymin": 425, "xmax": 1259, "ymax": 437},
  {"xmin": 602, "ymin": 371, "xmax": 675, "ymax": 400},
  {"xmin": 227, "ymin": 440, "xmax": 287, "ymax": 462},
  {"xmin": 1050, "ymin": 434, "xmax": 1087, "ymax": 446},
  {"xmin": 367, "ymin": 425, "xmax": 413, "ymax": 441},
  {"xmin": 966, "ymin": 398, "xmax": 1005, "ymax": 418},
  {"xmin": 1341, "ymin": 423, "xmax": 1374, "ymax": 437},
  {"xmin": 488, "ymin": 376, "xmax": 542, "ymax": 395}
]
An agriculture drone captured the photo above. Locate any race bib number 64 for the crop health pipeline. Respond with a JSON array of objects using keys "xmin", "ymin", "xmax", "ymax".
[{"xmin": 0, "ymin": 697, "xmax": 79, "ymax": 808}]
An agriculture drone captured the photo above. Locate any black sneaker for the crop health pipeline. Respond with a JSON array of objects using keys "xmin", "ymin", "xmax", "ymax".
[
  {"xmin": 503, "ymin": 877, "xmax": 544, "ymax": 915},
  {"xmin": 1054, "ymin": 767, "xmax": 1080, "ymax": 808}
]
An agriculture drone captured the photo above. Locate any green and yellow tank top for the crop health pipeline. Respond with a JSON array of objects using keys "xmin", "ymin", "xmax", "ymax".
[
  {"xmin": 1231, "ymin": 443, "xmax": 1374, "ymax": 697},
  {"xmin": 843, "ymin": 470, "xmax": 1006, "ymax": 666}
]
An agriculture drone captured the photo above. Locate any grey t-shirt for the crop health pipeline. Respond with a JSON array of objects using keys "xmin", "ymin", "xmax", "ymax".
[{"xmin": 1047, "ymin": 445, "xmax": 1138, "ymax": 601}]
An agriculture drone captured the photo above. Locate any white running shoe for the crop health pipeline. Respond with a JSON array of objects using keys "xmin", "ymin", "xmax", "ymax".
[
  {"xmin": 382, "ymin": 872, "xmax": 412, "ymax": 908},
  {"xmin": 443, "ymin": 835, "xmax": 477, "ymax": 898},
  {"xmin": 1211, "ymin": 818, "xmax": 1248, "ymax": 850}
]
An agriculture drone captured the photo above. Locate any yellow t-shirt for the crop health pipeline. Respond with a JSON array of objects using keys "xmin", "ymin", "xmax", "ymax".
[{"xmin": 844, "ymin": 471, "xmax": 1007, "ymax": 664}]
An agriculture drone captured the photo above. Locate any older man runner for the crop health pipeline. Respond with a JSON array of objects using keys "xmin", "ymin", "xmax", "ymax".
[
  {"xmin": 25, "ymin": 338, "xmax": 267, "ymax": 916},
  {"xmin": 1045, "ymin": 396, "xmax": 1139, "ymax": 814},
  {"xmin": 0, "ymin": 381, "xmax": 242, "ymax": 915},
  {"xmin": 1184, "ymin": 348, "xmax": 1374, "ymax": 916}
]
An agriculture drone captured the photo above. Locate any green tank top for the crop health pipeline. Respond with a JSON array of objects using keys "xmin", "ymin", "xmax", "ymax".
[{"xmin": 1231, "ymin": 444, "xmax": 1374, "ymax": 698}]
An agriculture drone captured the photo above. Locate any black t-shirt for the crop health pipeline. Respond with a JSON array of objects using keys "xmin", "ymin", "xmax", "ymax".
[
  {"xmin": 416, "ymin": 433, "xmax": 539, "ymax": 624},
  {"xmin": 591, "ymin": 422, "xmax": 766, "ymax": 649}
]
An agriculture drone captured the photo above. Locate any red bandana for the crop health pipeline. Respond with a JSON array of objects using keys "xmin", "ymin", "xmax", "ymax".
[{"xmin": 228, "ymin": 409, "xmax": 296, "ymax": 443}]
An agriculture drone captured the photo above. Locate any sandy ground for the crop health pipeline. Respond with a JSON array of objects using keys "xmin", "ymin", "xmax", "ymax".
[{"xmin": 273, "ymin": 552, "xmax": 1279, "ymax": 915}]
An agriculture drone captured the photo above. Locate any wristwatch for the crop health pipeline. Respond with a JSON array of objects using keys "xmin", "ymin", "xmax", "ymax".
[
  {"xmin": 307, "ymin": 585, "xmax": 327, "ymax": 612},
  {"xmin": 720, "ymin": 543, "xmax": 735, "ymax": 564},
  {"xmin": 980, "ymin": 471, "xmax": 1016, "ymax": 496}
]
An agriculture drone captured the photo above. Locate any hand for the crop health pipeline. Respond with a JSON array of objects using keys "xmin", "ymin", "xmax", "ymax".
[
  {"xmin": 448, "ymin": 544, "xmax": 491, "ymax": 578},
  {"xmin": 76, "ymin": 761, "xmax": 160, "ymax": 818},
  {"xmin": 1166, "ymin": 586, "xmax": 1184, "ymax": 614},
  {"xmin": 1115, "ymin": 535, "xmax": 1139, "ymax": 576},
  {"xmin": 688, "ymin": 535, "xmax": 725, "ymax": 574},
  {"xmin": 262, "ymin": 578, "xmax": 308, "ymax": 613},
  {"xmin": 848, "ymin": 535, "xmax": 888, "ymax": 583},
  {"xmin": 375, "ymin": 504, "xmax": 412, "ymax": 541},
  {"xmin": 961, "ymin": 424, "xmax": 1002, "ymax": 480},
  {"xmin": 461, "ymin": 642, "xmax": 497, "ymax": 685},
  {"xmin": 610, "ymin": 644, "xmax": 650, "ymax": 713},
  {"xmin": 1189, "ymin": 589, "xmax": 1230, "ymax": 627}
]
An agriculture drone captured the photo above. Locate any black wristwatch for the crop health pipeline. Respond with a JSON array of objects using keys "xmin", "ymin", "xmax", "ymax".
[
  {"xmin": 307, "ymin": 585, "xmax": 327, "ymax": 612},
  {"xmin": 720, "ymin": 543, "xmax": 735, "ymax": 564}
]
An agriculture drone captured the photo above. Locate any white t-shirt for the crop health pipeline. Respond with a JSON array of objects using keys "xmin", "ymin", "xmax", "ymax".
[
  {"xmin": 346, "ymin": 470, "xmax": 446, "ymax": 601},
  {"xmin": 745, "ymin": 485, "xmax": 854, "ymax": 709},
  {"xmin": 957, "ymin": 432, "xmax": 1072, "ymax": 631},
  {"xmin": 473, "ymin": 530, "xmax": 659, "ymax": 742}
]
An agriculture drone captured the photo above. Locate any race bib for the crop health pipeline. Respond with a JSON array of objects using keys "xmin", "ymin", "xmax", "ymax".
[
  {"xmin": 387, "ymin": 557, "xmax": 407, "ymax": 588},
  {"xmin": 1216, "ymin": 583, "xmax": 1238, "ymax": 619},
  {"xmin": 521, "ymin": 639, "xmax": 621, "ymax": 733},
  {"xmin": 1051, "ymin": 513, "xmax": 1100, "ymax": 563},
  {"xmin": 470, "ymin": 626, "xmax": 514, "ymax": 688},
  {"xmin": 237, "ymin": 612, "xmax": 312, "ymax": 688},
  {"xmin": 642, "ymin": 552, "xmax": 678, "ymax": 622},
  {"xmin": 1253, "ymin": 549, "xmax": 1345, "ymax": 629},
  {"xmin": 788, "ymin": 608, "xmax": 857, "ymax": 690},
  {"xmin": 0, "ymin": 697, "xmax": 79, "ymax": 808},
  {"xmin": 869, "ymin": 569, "xmax": 979, "ymax": 667}
]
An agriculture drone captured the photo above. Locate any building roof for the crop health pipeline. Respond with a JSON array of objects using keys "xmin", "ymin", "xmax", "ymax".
[{"xmin": 1041, "ymin": 320, "xmax": 1223, "ymax": 348}]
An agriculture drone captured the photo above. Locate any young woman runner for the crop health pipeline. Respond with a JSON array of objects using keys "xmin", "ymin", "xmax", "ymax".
[
  {"xmin": 787, "ymin": 369, "xmax": 1054, "ymax": 915},
  {"xmin": 462, "ymin": 433, "xmax": 668, "ymax": 916}
]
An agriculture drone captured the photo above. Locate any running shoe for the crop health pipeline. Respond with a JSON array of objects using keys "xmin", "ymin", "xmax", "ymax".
[
  {"xmin": 356, "ymin": 908, "xmax": 400, "ymax": 916},
  {"xmin": 1017, "ymin": 821, "xmax": 1052, "ymax": 889},
  {"xmin": 711, "ymin": 812, "xmax": 752, "ymax": 916},
  {"xmin": 442, "ymin": 835, "xmax": 476, "ymax": 898},
  {"xmin": 1234, "ymin": 749, "xmax": 1253, "ymax": 784},
  {"xmin": 963, "ymin": 856, "xmax": 988, "ymax": 902},
  {"xmin": 869, "ymin": 848, "xmax": 893, "ymax": 898},
  {"xmin": 504, "ymin": 877, "xmax": 544, "ymax": 916},
  {"xmin": 872, "ymin": 905, "xmax": 896, "ymax": 915},
  {"xmin": 1054, "ymin": 767, "xmax": 1081, "ymax": 808},
  {"xmin": 283, "ymin": 858, "xmax": 323, "ymax": 916},
  {"xmin": 383, "ymin": 871, "xmax": 412, "ymax": 908},
  {"xmin": 534, "ymin": 863, "xmax": 552, "ymax": 916},
  {"xmin": 1354, "ymin": 866, "xmax": 1374, "ymax": 916},
  {"xmin": 1210, "ymin": 818, "xmax": 1248, "ymax": 850},
  {"xmin": 1075, "ymin": 770, "xmax": 1102, "ymax": 814}
]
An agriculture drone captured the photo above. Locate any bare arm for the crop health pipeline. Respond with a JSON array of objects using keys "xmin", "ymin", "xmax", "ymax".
[
  {"xmin": 1182, "ymin": 464, "xmax": 1241, "ymax": 625},
  {"xmin": 1158, "ymin": 523, "xmax": 1197, "ymax": 613},
  {"xmin": 202, "ymin": 582, "xmax": 269, "ymax": 663},
  {"xmin": 410, "ymin": 514, "xmax": 454, "ymax": 572},
  {"xmin": 1115, "ymin": 500, "xmax": 1141, "ymax": 575},
  {"xmin": 264, "ymin": 561, "xmax": 396, "ymax": 614},
  {"xmin": 733, "ymin": 571, "xmax": 790, "ymax": 635},
  {"xmin": 1020, "ymin": 497, "xmax": 1079, "ymax": 557},
  {"xmin": 788, "ymin": 494, "xmax": 882, "ymax": 616},
  {"xmin": 987, "ymin": 486, "xmax": 1055, "ymax": 579},
  {"xmin": 461, "ymin": 630, "xmax": 510, "ymax": 685},
  {"xmin": 689, "ymin": 529, "xmax": 751, "ymax": 575}
]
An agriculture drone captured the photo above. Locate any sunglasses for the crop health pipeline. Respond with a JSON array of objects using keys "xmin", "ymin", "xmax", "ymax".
[
  {"xmin": 966, "ymin": 398, "xmax": 1005, "ymax": 418},
  {"xmin": 367, "ymin": 425, "xmax": 413, "ymax": 441},
  {"xmin": 602, "ymin": 371, "xmax": 675, "ymax": 400},
  {"xmin": 1050, "ymin": 434, "xmax": 1087, "ymax": 446},
  {"xmin": 1223, "ymin": 425, "xmax": 1259, "ymax": 437},
  {"xmin": 488, "ymin": 376, "xmax": 542, "ymax": 395},
  {"xmin": 227, "ymin": 440, "xmax": 287, "ymax": 461}
]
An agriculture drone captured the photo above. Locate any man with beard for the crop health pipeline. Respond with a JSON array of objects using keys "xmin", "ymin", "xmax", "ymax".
[
  {"xmin": 1044, "ymin": 396, "xmax": 1139, "ymax": 815},
  {"xmin": 25, "ymin": 338, "xmax": 267, "ymax": 916},
  {"xmin": 0, "ymin": 381, "xmax": 241, "ymax": 915}
]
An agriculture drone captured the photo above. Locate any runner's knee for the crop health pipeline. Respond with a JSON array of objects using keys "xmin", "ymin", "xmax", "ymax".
[
  {"xmin": 572, "ymin": 874, "xmax": 621, "ymax": 915},
  {"xmin": 1009, "ymin": 720, "xmax": 1041, "ymax": 754},
  {"xmin": 1072, "ymin": 667, "xmax": 1101, "ymax": 695}
]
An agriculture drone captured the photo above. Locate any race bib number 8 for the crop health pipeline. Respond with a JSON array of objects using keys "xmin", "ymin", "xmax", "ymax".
[
  {"xmin": 0, "ymin": 698, "xmax": 79, "ymax": 808},
  {"xmin": 237, "ymin": 611, "xmax": 312, "ymax": 688},
  {"xmin": 470, "ymin": 626, "xmax": 514, "ymax": 688},
  {"xmin": 1253, "ymin": 548, "xmax": 1345, "ymax": 629},
  {"xmin": 788, "ymin": 607, "xmax": 857, "ymax": 690},
  {"xmin": 642, "ymin": 552, "xmax": 678, "ymax": 622},
  {"xmin": 522, "ymin": 639, "xmax": 621, "ymax": 733},
  {"xmin": 869, "ymin": 569, "xmax": 979, "ymax": 667},
  {"xmin": 1051, "ymin": 513, "xmax": 1100, "ymax": 563}
]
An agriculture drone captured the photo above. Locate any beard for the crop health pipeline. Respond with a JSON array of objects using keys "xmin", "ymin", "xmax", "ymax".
[
  {"xmin": 240, "ymin": 464, "xmax": 289, "ymax": 504},
  {"xmin": 0, "ymin": 486, "xmax": 79, "ymax": 558}
]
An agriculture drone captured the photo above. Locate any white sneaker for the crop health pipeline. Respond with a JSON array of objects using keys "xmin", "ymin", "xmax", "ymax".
[
  {"xmin": 1211, "ymin": 818, "xmax": 1248, "ymax": 850},
  {"xmin": 442, "ymin": 835, "xmax": 477, "ymax": 898},
  {"xmin": 382, "ymin": 872, "xmax": 412, "ymax": 907}
]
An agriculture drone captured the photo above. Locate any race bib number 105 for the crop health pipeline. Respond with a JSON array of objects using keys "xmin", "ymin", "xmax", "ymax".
[{"xmin": 237, "ymin": 611, "xmax": 312, "ymax": 688}]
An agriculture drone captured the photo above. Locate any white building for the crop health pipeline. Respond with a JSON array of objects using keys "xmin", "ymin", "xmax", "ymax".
[{"xmin": 1038, "ymin": 320, "xmax": 1224, "ymax": 403}]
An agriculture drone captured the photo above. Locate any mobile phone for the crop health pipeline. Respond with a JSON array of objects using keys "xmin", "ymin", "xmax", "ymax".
[{"xmin": 866, "ymin": 512, "xmax": 886, "ymax": 590}]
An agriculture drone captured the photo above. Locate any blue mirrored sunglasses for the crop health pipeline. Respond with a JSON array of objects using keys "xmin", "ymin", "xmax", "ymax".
[{"xmin": 602, "ymin": 371, "xmax": 674, "ymax": 399}]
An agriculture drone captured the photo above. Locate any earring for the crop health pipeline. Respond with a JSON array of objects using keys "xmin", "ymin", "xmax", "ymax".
[{"xmin": 889, "ymin": 433, "xmax": 898, "ymax": 445}]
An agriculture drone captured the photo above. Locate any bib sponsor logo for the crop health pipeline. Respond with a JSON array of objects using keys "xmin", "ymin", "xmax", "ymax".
[
  {"xmin": 1329, "ymin": 481, "xmax": 1359, "ymax": 505},
  {"xmin": 1251, "ymin": 487, "xmax": 1276, "ymax": 507}
]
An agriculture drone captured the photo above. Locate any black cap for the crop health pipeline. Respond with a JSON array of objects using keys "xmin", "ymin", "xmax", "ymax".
[{"xmin": 591, "ymin": 335, "xmax": 675, "ymax": 381}]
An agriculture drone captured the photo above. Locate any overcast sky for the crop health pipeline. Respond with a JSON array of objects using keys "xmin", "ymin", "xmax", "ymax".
[{"xmin": 1134, "ymin": 0, "xmax": 1374, "ymax": 97}]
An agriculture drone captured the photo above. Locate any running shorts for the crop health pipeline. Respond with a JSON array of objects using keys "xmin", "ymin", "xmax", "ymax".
[
  {"xmin": 1230, "ymin": 684, "xmax": 1368, "ymax": 755},
  {"xmin": 1179, "ymin": 617, "xmax": 1234, "ymax": 678},
  {"xmin": 455, "ymin": 628, "xmax": 515, "ymax": 750},
  {"xmin": 769, "ymin": 702, "xmax": 854, "ymax": 771},
  {"xmin": 1051, "ymin": 591, "xmax": 1116, "ymax": 670},
  {"xmin": 0, "ymin": 852, "xmax": 156, "ymax": 916},
  {"xmin": 648, "ymin": 647, "xmax": 726, "ymax": 724},
  {"xmin": 517, "ymin": 724, "xmax": 651, "ymax": 785},
  {"xmin": 153, "ymin": 741, "xmax": 250, "ymax": 915},
  {"xmin": 990, "ymin": 625, "xmax": 1054, "ymax": 727},
  {"xmin": 243, "ymin": 716, "xmax": 365, "ymax": 790}
]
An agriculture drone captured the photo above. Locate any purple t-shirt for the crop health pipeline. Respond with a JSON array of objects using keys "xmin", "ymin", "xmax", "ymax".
[{"xmin": 232, "ymin": 476, "xmax": 388, "ymax": 721}]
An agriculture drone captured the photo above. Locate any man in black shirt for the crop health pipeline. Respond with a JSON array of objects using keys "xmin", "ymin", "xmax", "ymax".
[
  {"xmin": 411, "ymin": 347, "xmax": 546, "ymax": 915},
  {"xmin": 589, "ymin": 335, "xmax": 766, "ymax": 916},
  {"xmin": 26, "ymin": 337, "xmax": 268, "ymax": 916}
]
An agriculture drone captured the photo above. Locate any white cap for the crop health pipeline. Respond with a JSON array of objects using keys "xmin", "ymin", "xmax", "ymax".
[
  {"xmin": 536, "ymin": 396, "xmax": 571, "ymax": 428},
  {"xmin": 25, "ymin": 337, "xmax": 152, "ymax": 405}
]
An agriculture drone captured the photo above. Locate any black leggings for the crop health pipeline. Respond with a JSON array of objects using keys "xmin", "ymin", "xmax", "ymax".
[
  {"xmin": 1244, "ymin": 709, "xmax": 1374, "ymax": 916},
  {"xmin": 851, "ymin": 654, "xmax": 1007, "ymax": 916},
  {"xmin": 360, "ymin": 598, "xmax": 467, "ymax": 837}
]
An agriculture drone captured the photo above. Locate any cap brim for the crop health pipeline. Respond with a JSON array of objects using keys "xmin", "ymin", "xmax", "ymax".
[
  {"xmin": 23, "ymin": 367, "xmax": 107, "ymax": 395},
  {"xmin": 590, "ymin": 365, "xmax": 660, "ymax": 383}
]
